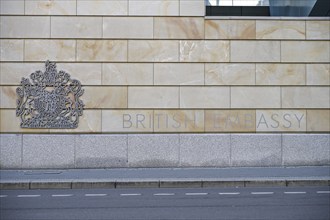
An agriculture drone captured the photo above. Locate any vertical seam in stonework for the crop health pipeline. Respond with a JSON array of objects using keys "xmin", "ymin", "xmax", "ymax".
[
  {"xmin": 279, "ymin": 40, "xmax": 282, "ymax": 63},
  {"xmin": 178, "ymin": 86, "xmax": 181, "ymax": 108},
  {"xmin": 23, "ymin": 0, "xmax": 26, "ymax": 15},
  {"xmin": 76, "ymin": 0, "xmax": 78, "ymax": 15},
  {"xmin": 101, "ymin": 109, "xmax": 103, "ymax": 133},
  {"xmin": 75, "ymin": 40, "xmax": 77, "ymax": 62},
  {"xmin": 152, "ymin": 63, "xmax": 155, "ymax": 85},
  {"xmin": 304, "ymin": 63, "xmax": 307, "ymax": 86},
  {"xmin": 203, "ymin": 63, "xmax": 205, "ymax": 85},
  {"xmin": 49, "ymin": 16, "xmax": 52, "ymax": 38},
  {"xmin": 178, "ymin": 134, "xmax": 181, "ymax": 167},
  {"xmin": 126, "ymin": 134, "xmax": 129, "ymax": 164},
  {"xmin": 101, "ymin": 17, "xmax": 104, "ymax": 38},
  {"xmin": 280, "ymin": 86, "xmax": 282, "ymax": 108},
  {"xmin": 74, "ymin": 135, "xmax": 77, "ymax": 168},
  {"xmin": 21, "ymin": 134, "xmax": 23, "ymax": 168},
  {"xmin": 229, "ymin": 134, "xmax": 232, "ymax": 166},
  {"xmin": 23, "ymin": 40, "xmax": 25, "ymax": 62},
  {"xmin": 280, "ymin": 134, "xmax": 283, "ymax": 166},
  {"xmin": 127, "ymin": 0, "xmax": 129, "ymax": 16},
  {"xmin": 254, "ymin": 63, "xmax": 257, "ymax": 85},
  {"xmin": 229, "ymin": 86, "xmax": 231, "ymax": 108}
]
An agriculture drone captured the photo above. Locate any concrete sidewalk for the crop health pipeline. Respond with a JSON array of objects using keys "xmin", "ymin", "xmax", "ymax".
[{"xmin": 1, "ymin": 166, "xmax": 329, "ymax": 189}]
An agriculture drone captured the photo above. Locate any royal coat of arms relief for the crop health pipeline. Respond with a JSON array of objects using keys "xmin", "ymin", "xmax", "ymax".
[{"xmin": 16, "ymin": 61, "xmax": 84, "ymax": 129}]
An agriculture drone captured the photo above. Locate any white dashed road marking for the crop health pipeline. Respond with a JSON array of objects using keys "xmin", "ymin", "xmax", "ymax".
[
  {"xmin": 317, "ymin": 191, "xmax": 330, "ymax": 194},
  {"xmin": 154, "ymin": 193, "xmax": 175, "ymax": 196},
  {"xmin": 120, "ymin": 194, "xmax": 141, "ymax": 196},
  {"xmin": 219, "ymin": 192, "xmax": 240, "ymax": 195},
  {"xmin": 185, "ymin": 193, "xmax": 208, "ymax": 196},
  {"xmin": 52, "ymin": 194, "xmax": 73, "ymax": 197},
  {"xmin": 0, "ymin": 195, "xmax": 8, "ymax": 198},
  {"xmin": 251, "ymin": 192, "xmax": 274, "ymax": 195},
  {"xmin": 284, "ymin": 192, "xmax": 306, "ymax": 194},
  {"xmin": 17, "ymin": 195, "xmax": 40, "ymax": 198},
  {"xmin": 85, "ymin": 194, "xmax": 107, "ymax": 197}
]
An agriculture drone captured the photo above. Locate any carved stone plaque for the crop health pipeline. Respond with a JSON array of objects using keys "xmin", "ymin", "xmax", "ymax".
[{"xmin": 16, "ymin": 61, "xmax": 84, "ymax": 129}]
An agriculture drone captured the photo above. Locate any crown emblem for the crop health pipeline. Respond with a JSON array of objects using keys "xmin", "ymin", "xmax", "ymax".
[{"xmin": 16, "ymin": 61, "xmax": 84, "ymax": 129}]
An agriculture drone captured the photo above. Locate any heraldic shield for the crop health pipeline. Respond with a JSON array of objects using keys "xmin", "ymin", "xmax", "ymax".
[{"xmin": 16, "ymin": 61, "xmax": 84, "ymax": 129}]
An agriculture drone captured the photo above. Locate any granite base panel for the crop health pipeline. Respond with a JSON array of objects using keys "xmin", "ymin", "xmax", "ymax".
[{"xmin": 0, "ymin": 134, "xmax": 329, "ymax": 169}]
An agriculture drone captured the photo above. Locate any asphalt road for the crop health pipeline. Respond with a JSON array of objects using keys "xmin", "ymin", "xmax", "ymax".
[{"xmin": 1, "ymin": 186, "xmax": 329, "ymax": 220}]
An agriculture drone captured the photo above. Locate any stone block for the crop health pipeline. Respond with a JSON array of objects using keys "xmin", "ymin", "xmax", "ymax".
[
  {"xmin": 103, "ymin": 17, "xmax": 153, "ymax": 39},
  {"xmin": 256, "ymin": 20, "xmax": 305, "ymax": 39},
  {"xmin": 50, "ymin": 110, "xmax": 102, "ymax": 133},
  {"xmin": 306, "ymin": 20, "xmax": 330, "ymax": 40},
  {"xmin": 25, "ymin": 40, "xmax": 75, "ymax": 61},
  {"xmin": 231, "ymin": 134, "xmax": 282, "ymax": 167},
  {"xmin": 160, "ymin": 181, "xmax": 202, "ymax": 188},
  {"xmin": 0, "ymin": 134, "xmax": 22, "ymax": 169},
  {"xmin": 22, "ymin": 135, "xmax": 75, "ymax": 169},
  {"xmin": 154, "ymin": 63, "xmax": 204, "ymax": 85},
  {"xmin": 128, "ymin": 134, "xmax": 180, "ymax": 167},
  {"xmin": 202, "ymin": 181, "xmax": 244, "ymax": 188},
  {"xmin": 283, "ymin": 134, "xmax": 330, "ymax": 166},
  {"xmin": 128, "ymin": 87, "xmax": 179, "ymax": 108},
  {"xmin": 0, "ymin": 0, "xmax": 24, "ymax": 15},
  {"xmin": 306, "ymin": 64, "xmax": 330, "ymax": 85},
  {"xmin": 0, "ymin": 86, "xmax": 16, "ymax": 108},
  {"xmin": 205, "ymin": 63, "xmax": 255, "ymax": 85},
  {"xmin": 102, "ymin": 110, "xmax": 154, "ymax": 132},
  {"xmin": 0, "ymin": 63, "xmax": 41, "ymax": 85},
  {"xmin": 154, "ymin": 17, "xmax": 204, "ymax": 39},
  {"xmin": 77, "ymin": 40, "xmax": 127, "ymax": 62},
  {"xmin": 102, "ymin": 63, "xmax": 153, "ymax": 85},
  {"xmin": 0, "ymin": 40, "xmax": 24, "ymax": 61},
  {"xmin": 25, "ymin": 0, "xmax": 76, "ymax": 15},
  {"xmin": 180, "ymin": 40, "xmax": 229, "ymax": 62},
  {"xmin": 0, "ymin": 110, "xmax": 49, "ymax": 133},
  {"xmin": 180, "ymin": 87, "xmax": 230, "ymax": 108},
  {"xmin": 0, "ymin": 182, "xmax": 29, "ymax": 190},
  {"xmin": 83, "ymin": 87, "xmax": 127, "ymax": 109},
  {"xmin": 205, "ymin": 110, "xmax": 256, "ymax": 132},
  {"xmin": 205, "ymin": 20, "xmax": 256, "ymax": 39},
  {"xmin": 77, "ymin": 0, "xmax": 127, "ymax": 15},
  {"xmin": 180, "ymin": 0, "xmax": 204, "ymax": 16},
  {"xmin": 30, "ymin": 181, "xmax": 71, "ymax": 189},
  {"xmin": 0, "ymin": 16, "xmax": 50, "ymax": 38},
  {"xmin": 180, "ymin": 134, "xmax": 230, "ymax": 167},
  {"xmin": 256, "ymin": 64, "xmax": 305, "ymax": 85},
  {"xmin": 245, "ymin": 181, "xmax": 286, "ymax": 187},
  {"xmin": 75, "ymin": 135, "xmax": 128, "ymax": 168},
  {"xmin": 129, "ymin": 0, "xmax": 179, "ymax": 16},
  {"xmin": 282, "ymin": 87, "xmax": 330, "ymax": 108},
  {"xmin": 307, "ymin": 110, "xmax": 330, "ymax": 132},
  {"xmin": 116, "ymin": 181, "xmax": 159, "ymax": 188},
  {"xmin": 51, "ymin": 17, "xmax": 102, "ymax": 38},
  {"xmin": 231, "ymin": 87, "xmax": 281, "ymax": 108},
  {"xmin": 256, "ymin": 110, "xmax": 306, "ymax": 132},
  {"xmin": 154, "ymin": 110, "xmax": 204, "ymax": 132},
  {"xmin": 0, "ymin": 63, "xmax": 101, "ymax": 86},
  {"xmin": 128, "ymin": 40, "xmax": 179, "ymax": 62},
  {"xmin": 231, "ymin": 41, "xmax": 280, "ymax": 62},
  {"xmin": 281, "ymin": 41, "xmax": 329, "ymax": 62}
]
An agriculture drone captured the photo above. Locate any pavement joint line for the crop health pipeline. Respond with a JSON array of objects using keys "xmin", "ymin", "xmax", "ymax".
[
  {"xmin": 316, "ymin": 191, "xmax": 330, "ymax": 194},
  {"xmin": 17, "ymin": 195, "xmax": 40, "ymax": 197},
  {"xmin": 84, "ymin": 194, "xmax": 107, "ymax": 197},
  {"xmin": 0, "ymin": 195, "xmax": 8, "ymax": 197},
  {"xmin": 120, "ymin": 193, "xmax": 142, "ymax": 196},
  {"xmin": 153, "ymin": 193, "xmax": 175, "ymax": 196},
  {"xmin": 284, "ymin": 192, "xmax": 307, "ymax": 194},
  {"xmin": 219, "ymin": 192, "xmax": 240, "ymax": 195},
  {"xmin": 185, "ymin": 193, "xmax": 208, "ymax": 196},
  {"xmin": 51, "ymin": 194, "xmax": 73, "ymax": 197},
  {"xmin": 251, "ymin": 192, "xmax": 274, "ymax": 195}
]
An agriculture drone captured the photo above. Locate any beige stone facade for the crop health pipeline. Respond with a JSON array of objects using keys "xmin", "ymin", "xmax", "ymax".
[{"xmin": 0, "ymin": 0, "xmax": 329, "ymax": 134}]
